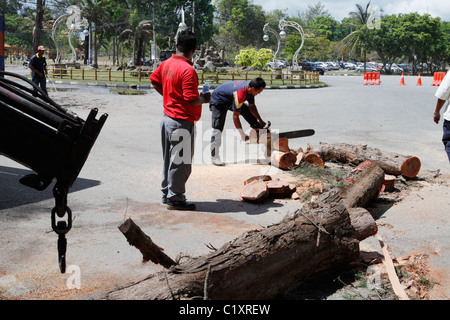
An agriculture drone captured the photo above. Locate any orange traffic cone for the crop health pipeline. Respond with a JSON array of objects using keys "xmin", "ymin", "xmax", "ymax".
[
  {"xmin": 399, "ymin": 73, "xmax": 405, "ymax": 85},
  {"xmin": 416, "ymin": 73, "xmax": 422, "ymax": 86}
]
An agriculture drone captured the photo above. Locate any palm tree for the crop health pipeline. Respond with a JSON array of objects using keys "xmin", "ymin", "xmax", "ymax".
[
  {"xmin": 341, "ymin": 1, "xmax": 376, "ymax": 71},
  {"xmin": 119, "ymin": 20, "xmax": 153, "ymax": 66},
  {"xmin": 32, "ymin": 0, "xmax": 46, "ymax": 54},
  {"xmin": 82, "ymin": 0, "xmax": 111, "ymax": 68}
]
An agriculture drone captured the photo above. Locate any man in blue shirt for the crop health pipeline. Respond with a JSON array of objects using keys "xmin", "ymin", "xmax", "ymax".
[
  {"xmin": 28, "ymin": 45, "xmax": 48, "ymax": 95},
  {"xmin": 209, "ymin": 77, "xmax": 266, "ymax": 166}
]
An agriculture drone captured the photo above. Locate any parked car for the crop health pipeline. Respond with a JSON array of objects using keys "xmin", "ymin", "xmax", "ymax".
[
  {"xmin": 344, "ymin": 62, "xmax": 356, "ymax": 70},
  {"xmin": 326, "ymin": 61, "xmax": 340, "ymax": 70},
  {"xmin": 315, "ymin": 62, "xmax": 329, "ymax": 70},
  {"xmin": 355, "ymin": 63, "xmax": 379, "ymax": 72},
  {"xmin": 266, "ymin": 59, "xmax": 289, "ymax": 69},
  {"xmin": 300, "ymin": 61, "xmax": 325, "ymax": 75}
]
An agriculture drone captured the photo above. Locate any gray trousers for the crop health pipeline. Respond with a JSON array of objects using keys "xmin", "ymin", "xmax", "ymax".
[{"xmin": 160, "ymin": 115, "xmax": 195, "ymax": 202}]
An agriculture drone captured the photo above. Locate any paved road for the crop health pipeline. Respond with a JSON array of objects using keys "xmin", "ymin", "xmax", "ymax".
[{"xmin": 0, "ymin": 66, "xmax": 448, "ymax": 299}]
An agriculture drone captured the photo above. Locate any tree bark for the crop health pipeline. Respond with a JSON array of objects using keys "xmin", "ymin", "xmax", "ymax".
[
  {"xmin": 119, "ymin": 218, "xmax": 176, "ymax": 268},
  {"xmin": 348, "ymin": 208, "xmax": 378, "ymax": 241},
  {"xmin": 307, "ymin": 142, "xmax": 421, "ymax": 178},
  {"xmin": 339, "ymin": 161, "xmax": 385, "ymax": 209}
]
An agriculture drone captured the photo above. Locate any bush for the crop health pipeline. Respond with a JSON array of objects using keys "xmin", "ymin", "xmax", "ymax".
[{"xmin": 235, "ymin": 48, "xmax": 275, "ymax": 71}]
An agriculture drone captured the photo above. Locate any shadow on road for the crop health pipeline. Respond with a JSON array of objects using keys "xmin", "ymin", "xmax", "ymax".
[{"xmin": 0, "ymin": 165, "xmax": 101, "ymax": 211}]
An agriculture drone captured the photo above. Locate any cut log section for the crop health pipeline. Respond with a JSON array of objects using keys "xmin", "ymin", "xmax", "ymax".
[
  {"xmin": 348, "ymin": 208, "xmax": 378, "ymax": 241},
  {"xmin": 272, "ymin": 137, "xmax": 290, "ymax": 152},
  {"xmin": 241, "ymin": 180, "xmax": 269, "ymax": 202},
  {"xmin": 271, "ymin": 150, "xmax": 297, "ymax": 169},
  {"xmin": 266, "ymin": 180, "xmax": 296, "ymax": 198},
  {"xmin": 383, "ymin": 174, "xmax": 396, "ymax": 192},
  {"xmin": 303, "ymin": 152, "xmax": 325, "ymax": 168},
  {"xmin": 307, "ymin": 143, "xmax": 421, "ymax": 178}
]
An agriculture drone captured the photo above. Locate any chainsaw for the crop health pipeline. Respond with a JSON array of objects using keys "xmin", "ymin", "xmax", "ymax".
[{"xmin": 249, "ymin": 121, "xmax": 315, "ymax": 144}]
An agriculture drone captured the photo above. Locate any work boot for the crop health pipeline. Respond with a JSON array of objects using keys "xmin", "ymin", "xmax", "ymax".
[
  {"xmin": 211, "ymin": 155, "xmax": 225, "ymax": 166},
  {"xmin": 167, "ymin": 200, "xmax": 196, "ymax": 211},
  {"xmin": 211, "ymin": 149, "xmax": 225, "ymax": 166}
]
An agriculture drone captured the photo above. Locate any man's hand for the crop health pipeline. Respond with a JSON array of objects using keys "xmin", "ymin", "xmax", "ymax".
[
  {"xmin": 200, "ymin": 92, "xmax": 211, "ymax": 103},
  {"xmin": 434, "ymin": 113, "xmax": 441, "ymax": 124}
]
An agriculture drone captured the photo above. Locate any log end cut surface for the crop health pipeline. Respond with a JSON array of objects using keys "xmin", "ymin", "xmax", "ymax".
[{"xmin": 400, "ymin": 156, "xmax": 421, "ymax": 178}]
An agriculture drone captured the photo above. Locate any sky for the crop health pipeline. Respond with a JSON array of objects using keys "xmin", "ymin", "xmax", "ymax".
[{"xmin": 251, "ymin": 0, "xmax": 450, "ymax": 22}]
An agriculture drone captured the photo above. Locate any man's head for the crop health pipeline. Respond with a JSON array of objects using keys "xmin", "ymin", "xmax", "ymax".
[
  {"xmin": 37, "ymin": 46, "xmax": 45, "ymax": 55},
  {"xmin": 248, "ymin": 77, "xmax": 266, "ymax": 96},
  {"xmin": 176, "ymin": 30, "xmax": 197, "ymax": 59}
]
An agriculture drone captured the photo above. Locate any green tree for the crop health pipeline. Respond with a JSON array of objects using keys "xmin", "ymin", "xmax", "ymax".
[
  {"xmin": 362, "ymin": 14, "xmax": 405, "ymax": 73},
  {"xmin": 82, "ymin": 0, "xmax": 112, "ymax": 67},
  {"xmin": 398, "ymin": 13, "xmax": 447, "ymax": 73},
  {"xmin": 214, "ymin": 0, "xmax": 267, "ymax": 61},
  {"xmin": 119, "ymin": 19, "xmax": 153, "ymax": 65},
  {"xmin": 341, "ymin": 1, "xmax": 376, "ymax": 69}
]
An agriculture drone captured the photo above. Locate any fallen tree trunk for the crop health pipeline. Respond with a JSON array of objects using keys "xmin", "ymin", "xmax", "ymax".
[
  {"xmin": 108, "ymin": 161, "xmax": 385, "ymax": 300},
  {"xmin": 307, "ymin": 143, "xmax": 421, "ymax": 178},
  {"xmin": 106, "ymin": 186, "xmax": 376, "ymax": 300}
]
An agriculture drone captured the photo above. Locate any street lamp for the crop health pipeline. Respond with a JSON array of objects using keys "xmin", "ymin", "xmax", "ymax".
[
  {"xmin": 52, "ymin": 5, "xmax": 87, "ymax": 64},
  {"xmin": 278, "ymin": 19, "xmax": 305, "ymax": 70},
  {"xmin": 263, "ymin": 23, "xmax": 281, "ymax": 68},
  {"xmin": 82, "ymin": 29, "xmax": 89, "ymax": 65}
]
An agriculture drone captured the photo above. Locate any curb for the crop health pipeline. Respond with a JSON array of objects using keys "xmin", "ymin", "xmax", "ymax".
[{"xmin": 51, "ymin": 80, "xmax": 328, "ymax": 90}]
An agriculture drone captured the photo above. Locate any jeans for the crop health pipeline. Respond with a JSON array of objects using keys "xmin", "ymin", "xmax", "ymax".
[
  {"xmin": 32, "ymin": 75, "xmax": 47, "ymax": 95},
  {"xmin": 443, "ymin": 119, "xmax": 450, "ymax": 162}
]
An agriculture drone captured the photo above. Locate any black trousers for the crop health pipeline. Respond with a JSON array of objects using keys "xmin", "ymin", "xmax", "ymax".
[{"xmin": 209, "ymin": 102, "xmax": 261, "ymax": 154}]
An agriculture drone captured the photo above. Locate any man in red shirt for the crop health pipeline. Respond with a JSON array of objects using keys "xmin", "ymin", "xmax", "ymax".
[{"xmin": 150, "ymin": 30, "xmax": 210, "ymax": 210}]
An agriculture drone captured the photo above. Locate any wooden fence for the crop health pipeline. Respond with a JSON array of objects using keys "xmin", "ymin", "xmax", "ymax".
[{"xmin": 47, "ymin": 65, "xmax": 320, "ymax": 86}]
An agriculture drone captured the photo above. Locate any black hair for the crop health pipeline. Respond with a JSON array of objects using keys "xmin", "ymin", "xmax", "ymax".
[
  {"xmin": 249, "ymin": 77, "xmax": 266, "ymax": 90},
  {"xmin": 176, "ymin": 30, "xmax": 197, "ymax": 54}
]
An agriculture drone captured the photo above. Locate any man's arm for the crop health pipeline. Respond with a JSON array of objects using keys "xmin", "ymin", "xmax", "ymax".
[
  {"xmin": 233, "ymin": 111, "xmax": 249, "ymax": 141},
  {"xmin": 29, "ymin": 65, "xmax": 44, "ymax": 78},
  {"xmin": 151, "ymin": 81, "xmax": 163, "ymax": 96},
  {"xmin": 434, "ymin": 98, "xmax": 448, "ymax": 124},
  {"xmin": 248, "ymin": 104, "xmax": 266, "ymax": 127},
  {"xmin": 188, "ymin": 92, "xmax": 211, "ymax": 106}
]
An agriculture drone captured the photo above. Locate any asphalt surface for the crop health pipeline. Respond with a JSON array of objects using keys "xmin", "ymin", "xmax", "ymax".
[{"xmin": 0, "ymin": 65, "xmax": 448, "ymax": 299}]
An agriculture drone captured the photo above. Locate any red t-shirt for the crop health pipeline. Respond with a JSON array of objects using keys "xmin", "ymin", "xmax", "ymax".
[{"xmin": 150, "ymin": 54, "xmax": 201, "ymax": 123}]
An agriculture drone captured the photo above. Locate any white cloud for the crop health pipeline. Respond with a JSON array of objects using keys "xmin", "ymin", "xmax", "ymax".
[{"xmin": 252, "ymin": 0, "xmax": 450, "ymax": 21}]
